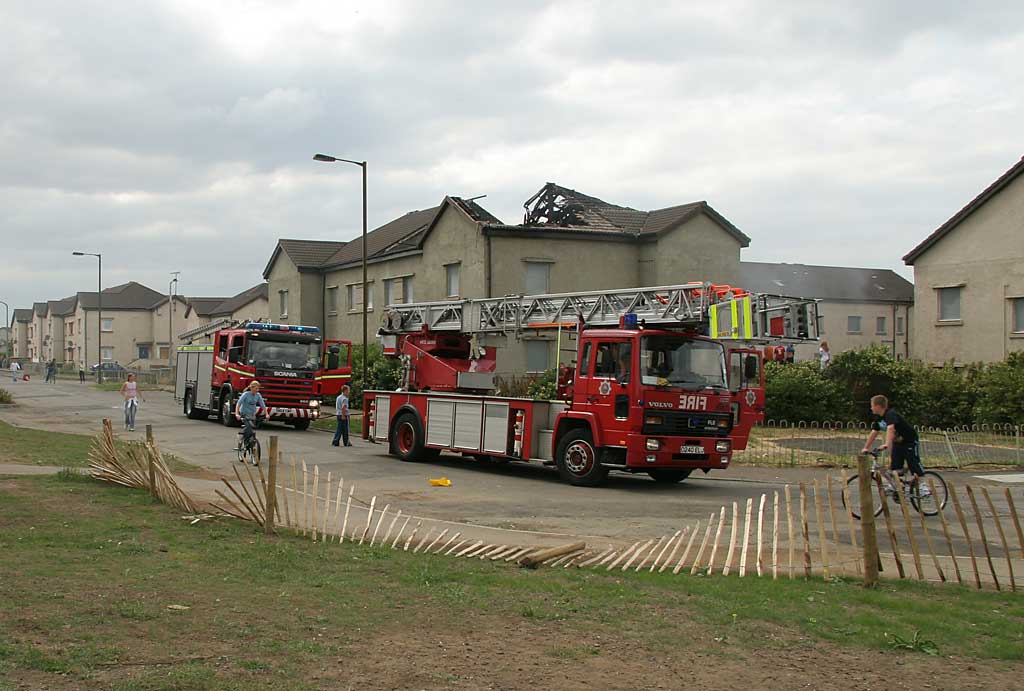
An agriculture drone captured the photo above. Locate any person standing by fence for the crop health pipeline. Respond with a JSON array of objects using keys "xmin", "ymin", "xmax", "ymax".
[
  {"xmin": 119, "ymin": 373, "xmax": 144, "ymax": 432},
  {"xmin": 332, "ymin": 384, "xmax": 352, "ymax": 447},
  {"xmin": 818, "ymin": 341, "xmax": 831, "ymax": 370}
]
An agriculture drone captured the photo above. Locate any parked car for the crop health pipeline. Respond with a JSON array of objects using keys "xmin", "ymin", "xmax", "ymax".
[{"xmin": 90, "ymin": 362, "xmax": 128, "ymax": 373}]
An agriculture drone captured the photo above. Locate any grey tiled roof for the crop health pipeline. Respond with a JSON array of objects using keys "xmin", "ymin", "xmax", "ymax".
[
  {"xmin": 209, "ymin": 283, "xmax": 269, "ymax": 316},
  {"xmin": 185, "ymin": 297, "xmax": 229, "ymax": 318},
  {"xmin": 740, "ymin": 262, "xmax": 914, "ymax": 303},
  {"xmin": 77, "ymin": 282, "xmax": 166, "ymax": 310},
  {"xmin": 323, "ymin": 206, "xmax": 440, "ymax": 268},
  {"xmin": 33, "ymin": 302, "xmax": 48, "ymax": 317},
  {"xmin": 47, "ymin": 297, "xmax": 78, "ymax": 317},
  {"xmin": 13, "ymin": 308, "xmax": 33, "ymax": 323},
  {"xmin": 904, "ymin": 155, "xmax": 1024, "ymax": 264},
  {"xmin": 277, "ymin": 239, "xmax": 348, "ymax": 268}
]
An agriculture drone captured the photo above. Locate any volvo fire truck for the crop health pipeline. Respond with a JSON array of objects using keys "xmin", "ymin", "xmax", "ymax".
[
  {"xmin": 174, "ymin": 321, "xmax": 352, "ymax": 430},
  {"xmin": 362, "ymin": 282, "xmax": 818, "ymax": 486}
]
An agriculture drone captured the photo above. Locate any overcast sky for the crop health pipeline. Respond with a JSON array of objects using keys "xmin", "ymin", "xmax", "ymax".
[{"xmin": 2, "ymin": 0, "xmax": 1022, "ymax": 313}]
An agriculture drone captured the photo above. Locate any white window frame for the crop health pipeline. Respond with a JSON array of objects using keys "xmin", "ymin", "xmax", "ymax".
[
  {"xmin": 101, "ymin": 318, "xmax": 113, "ymax": 333},
  {"xmin": 936, "ymin": 285, "xmax": 962, "ymax": 323},
  {"xmin": 100, "ymin": 346, "xmax": 114, "ymax": 362},
  {"xmin": 896, "ymin": 316, "xmax": 905, "ymax": 335},
  {"xmin": 326, "ymin": 286, "xmax": 339, "ymax": 315},
  {"xmin": 384, "ymin": 276, "xmax": 413, "ymax": 306},
  {"xmin": 347, "ymin": 281, "xmax": 374, "ymax": 313},
  {"xmin": 525, "ymin": 340, "xmax": 550, "ymax": 373},
  {"xmin": 876, "ymin": 316, "xmax": 887, "ymax": 335},
  {"xmin": 445, "ymin": 263, "xmax": 460, "ymax": 298},
  {"xmin": 524, "ymin": 259, "xmax": 553, "ymax": 295},
  {"xmin": 847, "ymin": 316, "xmax": 862, "ymax": 334},
  {"xmin": 1011, "ymin": 297, "xmax": 1024, "ymax": 334}
]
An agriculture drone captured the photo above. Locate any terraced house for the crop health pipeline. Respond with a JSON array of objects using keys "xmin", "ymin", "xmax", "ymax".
[{"xmin": 264, "ymin": 183, "xmax": 751, "ymax": 375}]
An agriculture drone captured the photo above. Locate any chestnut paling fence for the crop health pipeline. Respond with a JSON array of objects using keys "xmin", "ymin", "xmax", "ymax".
[
  {"xmin": 88, "ymin": 422, "xmax": 1023, "ymax": 589},
  {"xmin": 733, "ymin": 421, "xmax": 1023, "ymax": 468}
]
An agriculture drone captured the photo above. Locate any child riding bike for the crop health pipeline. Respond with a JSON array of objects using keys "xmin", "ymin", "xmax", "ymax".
[
  {"xmin": 861, "ymin": 394, "xmax": 927, "ymax": 497},
  {"xmin": 235, "ymin": 381, "xmax": 268, "ymax": 454}
]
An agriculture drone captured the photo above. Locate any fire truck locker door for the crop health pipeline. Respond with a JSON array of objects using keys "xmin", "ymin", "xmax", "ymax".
[
  {"xmin": 426, "ymin": 398, "xmax": 456, "ymax": 447},
  {"xmin": 483, "ymin": 402, "xmax": 510, "ymax": 454},
  {"xmin": 452, "ymin": 400, "xmax": 483, "ymax": 451},
  {"xmin": 318, "ymin": 339, "xmax": 353, "ymax": 396},
  {"xmin": 373, "ymin": 395, "xmax": 391, "ymax": 441}
]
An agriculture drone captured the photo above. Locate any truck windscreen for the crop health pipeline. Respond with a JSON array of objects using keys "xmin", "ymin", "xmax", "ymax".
[
  {"xmin": 246, "ymin": 339, "xmax": 320, "ymax": 371},
  {"xmin": 640, "ymin": 335, "xmax": 727, "ymax": 390}
]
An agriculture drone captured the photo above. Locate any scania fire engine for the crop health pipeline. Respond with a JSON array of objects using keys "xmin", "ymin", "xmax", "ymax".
[
  {"xmin": 362, "ymin": 282, "xmax": 817, "ymax": 486},
  {"xmin": 174, "ymin": 321, "xmax": 352, "ymax": 430}
]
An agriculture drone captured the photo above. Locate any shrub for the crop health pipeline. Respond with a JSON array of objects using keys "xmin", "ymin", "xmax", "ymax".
[
  {"xmin": 902, "ymin": 362, "xmax": 976, "ymax": 429},
  {"xmin": 973, "ymin": 353, "xmax": 1024, "ymax": 426},
  {"xmin": 0, "ymin": 387, "xmax": 12, "ymax": 404},
  {"xmin": 763, "ymin": 361, "xmax": 848, "ymax": 423},
  {"xmin": 348, "ymin": 344, "xmax": 403, "ymax": 409}
]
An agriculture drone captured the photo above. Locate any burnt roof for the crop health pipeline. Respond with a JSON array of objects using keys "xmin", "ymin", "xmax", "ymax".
[
  {"xmin": 519, "ymin": 183, "xmax": 750, "ymax": 245},
  {"xmin": 740, "ymin": 262, "xmax": 914, "ymax": 303},
  {"xmin": 904, "ymin": 155, "xmax": 1024, "ymax": 265}
]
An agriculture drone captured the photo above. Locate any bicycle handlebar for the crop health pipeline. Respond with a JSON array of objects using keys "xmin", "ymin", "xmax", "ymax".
[{"xmin": 862, "ymin": 447, "xmax": 883, "ymax": 458}]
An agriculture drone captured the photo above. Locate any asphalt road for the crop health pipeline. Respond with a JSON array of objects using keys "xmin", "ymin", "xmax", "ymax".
[{"xmin": 2, "ymin": 377, "xmax": 1020, "ymax": 568}]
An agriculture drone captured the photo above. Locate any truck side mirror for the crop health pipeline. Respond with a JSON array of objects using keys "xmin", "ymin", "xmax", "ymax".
[
  {"xmin": 327, "ymin": 352, "xmax": 340, "ymax": 370},
  {"xmin": 744, "ymin": 354, "xmax": 759, "ymax": 381},
  {"xmin": 228, "ymin": 347, "xmax": 240, "ymax": 364}
]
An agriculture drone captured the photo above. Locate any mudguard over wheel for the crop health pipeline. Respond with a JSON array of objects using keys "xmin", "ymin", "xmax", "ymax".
[
  {"xmin": 221, "ymin": 392, "xmax": 238, "ymax": 427},
  {"xmin": 555, "ymin": 428, "xmax": 608, "ymax": 487},
  {"xmin": 647, "ymin": 469, "xmax": 692, "ymax": 484}
]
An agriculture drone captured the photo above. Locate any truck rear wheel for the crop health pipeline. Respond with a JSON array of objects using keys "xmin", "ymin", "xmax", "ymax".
[
  {"xmin": 647, "ymin": 469, "xmax": 692, "ymax": 484},
  {"xmin": 555, "ymin": 429, "xmax": 608, "ymax": 487},
  {"xmin": 291, "ymin": 419, "xmax": 310, "ymax": 431},
  {"xmin": 391, "ymin": 412, "xmax": 440, "ymax": 462},
  {"xmin": 184, "ymin": 389, "xmax": 207, "ymax": 420}
]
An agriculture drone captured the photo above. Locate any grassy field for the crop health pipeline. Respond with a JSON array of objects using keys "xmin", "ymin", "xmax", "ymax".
[
  {"xmin": 1, "ymin": 428, "xmax": 1022, "ymax": 689},
  {"xmin": 0, "ymin": 420, "xmax": 196, "ymax": 473},
  {"xmin": 309, "ymin": 412, "xmax": 362, "ymax": 434}
]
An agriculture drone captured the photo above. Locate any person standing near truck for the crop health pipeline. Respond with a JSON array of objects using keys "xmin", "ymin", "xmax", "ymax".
[
  {"xmin": 332, "ymin": 384, "xmax": 352, "ymax": 447},
  {"xmin": 120, "ymin": 373, "xmax": 145, "ymax": 431}
]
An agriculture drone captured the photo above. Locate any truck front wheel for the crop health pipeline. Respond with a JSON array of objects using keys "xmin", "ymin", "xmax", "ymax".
[
  {"xmin": 555, "ymin": 429, "xmax": 608, "ymax": 487},
  {"xmin": 647, "ymin": 469, "xmax": 692, "ymax": 484},
  {"xmin": 221, "ymin": 393, "xmax": 238, "ymax": 427},
  {"xmin": 291, "ymin": 419, "xmax": 310, "ymax": 431}
]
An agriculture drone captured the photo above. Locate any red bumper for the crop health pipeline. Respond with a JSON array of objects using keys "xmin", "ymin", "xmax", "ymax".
[{"xmin": 623, "ymin": 434, "xmax": 731, "ymax": 470}]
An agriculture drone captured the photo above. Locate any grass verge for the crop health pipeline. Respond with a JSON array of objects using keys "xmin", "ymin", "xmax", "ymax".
[
  {"xmin": 1, "ymin": 473, "xmax": 1022, "ymax": 690},
  {"xmin": 0, "ymin": 420, "xmax": 197, "ymax": 472},
  {"xmin": 309, "ymin": 413, "xmax": 362, "ymax": 434}
]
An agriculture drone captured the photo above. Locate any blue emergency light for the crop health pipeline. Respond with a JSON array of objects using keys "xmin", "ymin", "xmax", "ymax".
[
  {"xmin": 244, "ymin": 322, "xmax": 320, "ymax": 334},
  {"xmin": 621, "ymin": 313, "xmax": 639, "ymax": 329}
]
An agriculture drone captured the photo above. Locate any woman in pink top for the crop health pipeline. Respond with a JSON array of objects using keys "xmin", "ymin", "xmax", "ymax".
[{"xmin": 119, "ymin": 373, "xmax": 145, "ymax": 431}]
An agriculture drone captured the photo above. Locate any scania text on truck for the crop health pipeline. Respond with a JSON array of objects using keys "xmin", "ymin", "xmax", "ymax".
[
  {"xmin": 174, "ymin": 322, "xmax": 352, "ymax": 430},
  {"xmin": 362, "ymin": 282, "xmax": 817, "ymax": 486}
]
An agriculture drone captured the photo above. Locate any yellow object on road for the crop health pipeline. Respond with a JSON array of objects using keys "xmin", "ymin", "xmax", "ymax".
[{"xmin": 428, "ymin": 477, "xmax": 451, "ymax": 487}]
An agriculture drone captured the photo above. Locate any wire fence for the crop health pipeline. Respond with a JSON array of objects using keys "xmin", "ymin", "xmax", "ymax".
[{"xmin": 734, "ymin": 421, "xmax": 1023, "ymax": 469}]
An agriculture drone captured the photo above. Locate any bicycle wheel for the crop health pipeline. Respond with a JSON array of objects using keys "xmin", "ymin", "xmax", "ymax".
[
  {"xmin": 910, "ymin": 471, "xmax": 947, "ymax": 516},
  {"xmin": 842, "ymin": 473, "xmax": 884, "ymax": 520},
  {"xmin": 236, "ymin": 439, "xmax": 246, "ymax": 464},
  {"xmin": 248, "ymin": 438, "xmax": 261, "ymax": 466}
]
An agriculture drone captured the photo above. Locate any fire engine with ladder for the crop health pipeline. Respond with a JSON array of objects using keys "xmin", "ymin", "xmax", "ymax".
[
  {"xmin": 174, "ymin": 318, "xmax": 352, "ymax": 430},
  {"xmin": 362, "ymin": 282, "xmax": 818, "ymax": 486}
]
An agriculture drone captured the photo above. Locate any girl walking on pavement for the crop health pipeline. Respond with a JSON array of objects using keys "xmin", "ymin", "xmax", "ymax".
[{"xmin": 119, "ymin": 373, "xmax": 145, "ymax": 431}]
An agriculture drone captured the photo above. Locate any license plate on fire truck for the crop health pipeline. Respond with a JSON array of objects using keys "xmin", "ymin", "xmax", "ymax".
[{"xmin": 679, "ymin": 445, "xmax": 703, "ymax": 454}]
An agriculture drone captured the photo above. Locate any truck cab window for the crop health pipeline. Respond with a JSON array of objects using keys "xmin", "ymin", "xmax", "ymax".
[
  {"xmin": 578, "ymin": 342, "xmax": 592, "ymax": 378},
  {"xmin": 594, "ymin": 342, "xmax": 630, "ymax": 382}
]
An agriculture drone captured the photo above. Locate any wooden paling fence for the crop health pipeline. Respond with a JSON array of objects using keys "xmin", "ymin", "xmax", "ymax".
[{"xmin": 89, "ymin": 419, "xmax": 197, "ymax": 513}]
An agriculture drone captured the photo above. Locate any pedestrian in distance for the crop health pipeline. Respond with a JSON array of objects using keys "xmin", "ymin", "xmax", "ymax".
[
  {"xmin": 79, "ymin": 366, "xmax": 86, "ymax": 383},
  {"xmin": 818, "ymin": 341, "xmax": 831, "ymax": 370},
  {"xmin": 9, "ymin": 359, "xmax": 20, "ymax": 383},
  {"xmin": 332, "ymin": 384, "xmax": 352, "ymax": 447},
  {"xmin": 785, "ymin": 343, "xmax": 795, "ymax": 364},
  {"xmin": 119, "ymin": 373, "xmax": 145, "ymax": 432}
]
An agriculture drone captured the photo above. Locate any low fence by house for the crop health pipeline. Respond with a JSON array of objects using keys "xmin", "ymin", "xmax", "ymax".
[{"xmin": 734, "ymin": 421, "xmax": 1023, "ymax": 468}]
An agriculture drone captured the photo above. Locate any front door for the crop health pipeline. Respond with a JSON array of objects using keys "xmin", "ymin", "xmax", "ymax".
[
  {"xmin": 728, "ymin": 348, "xmax": 764, "ymax": 449},
  {"xmin": 581, "ymin": 339, "xmax": 633, "ymax": 447},
  {"xmin": 317, "ymin": 339, "xmax": 353, "ymax": 396}
]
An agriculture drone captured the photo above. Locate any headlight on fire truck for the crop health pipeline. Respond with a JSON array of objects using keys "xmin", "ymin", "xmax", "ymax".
[
  {"xmin": 309, "ymin": 400, "xmax": 320, "ymax": 408},
  {"xmin": 644, "ymin": 415, "xmax": 662, "ymax": 426},
  {"xmin": 716, "ymin": 440, "xmax": 731, "ymax": 453},
  {"xmin": 645, "ymin": 438, "xmax": 661, "ymax": 451}
]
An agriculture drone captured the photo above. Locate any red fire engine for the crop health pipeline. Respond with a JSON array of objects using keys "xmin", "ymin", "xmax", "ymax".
[
  {"xmin": 362, "ymin": 283, "xmax": 817, "ymax": 486},
  {"xmin": 174, "ymin": 321, "xmax": 352, "ymax": 430}
]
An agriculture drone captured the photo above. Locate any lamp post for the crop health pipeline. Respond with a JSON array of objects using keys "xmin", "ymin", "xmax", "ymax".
[
  {"xmin": 313, "ymin": 153, "xmax": 368, "ymax": 398},
  {"xmin": 0, "ymin": 300, "xmax": 9, "ymax": 359},
  {"xmin": 72, "ymin": 251, "xmax": 102, "ymax": 381},
  {"xmin": 169, "ymin": 271, "xmax": 179, "ymax": 367}
]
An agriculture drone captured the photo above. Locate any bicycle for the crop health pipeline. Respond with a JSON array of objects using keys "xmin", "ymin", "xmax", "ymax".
[
  {"xmin": 237, "ymin": 416, "xmax": 262, "ymax": 466},
  {"xmin": 842, "ymin": 448, "xmax": 948, "ymax": 519}
]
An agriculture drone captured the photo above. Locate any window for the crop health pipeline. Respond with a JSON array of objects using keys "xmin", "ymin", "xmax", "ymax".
[
  {"xmin": 217, "ymin": 333, "xmax": 228, "ymax": 359},
  {"xmin": 524, "ymin": 261, "xmax": 550, "ymax": 295},
  {"xmin": 100, "ymin": 346, "xmax": 114, "ymax": 361},
  {"xmin": 593, "ymin": 341, "xmax": 631, "ymax": 381},
  {"xmin": 101, "ymin": 318, "xmax": 113, "ymax": 332},
  {"xmin": 938, "ymin": 287, "xmax": 961, "ymax": 322},
  {"xmin": 279, "ymin": 290, "xmax": 289, "ymax": 318},
  {"xmin": 1013, "ymin": 298, "xmax": 1024, "ymax": 334},
  {"xmin": 896, "ymin": 316, "xmax": 905, "ymax": 335},
  {"xmin": 326, "ymin": 286, "xmax": 338, "ymax": 314},
  {"xmin": 385, "ymin": 277, "xmax": 412, "ymax": 305},
  {"xmin": 847, "ymin": 316, "xmax": 862, "ymax": 334},
  {"xmin": 137, "ymin": 344, "xmax": 151, "ymax": 360},
  {"xmin": 347, "ymin": 282, "xmax": 373, "ymax": 311},
  {"xmin": 158, "ymin": 346, "xmax": 170, "ymax": 360},
  {"xmin": 876, "ymin": 317, "xmax": 887, "ymax": 335},
  {"xmin": 445, "ymin": 263, "xmax": 460, "ymax": 297},
  {"xmin": 525, "ymin": 341, "xmax": 550, "ymax": 373}
]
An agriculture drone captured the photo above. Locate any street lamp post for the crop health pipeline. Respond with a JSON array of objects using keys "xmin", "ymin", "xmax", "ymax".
[
  {"xmin": 313, "ymin": 153, "xmax": 368, "ymax": 399},
  {"xmin": 169, "ymin": 272, "xmax": 180, "ymax": 367},
  {"xmin": 73, "ymin": 251, "xmax": 102, "ymax": 381}
]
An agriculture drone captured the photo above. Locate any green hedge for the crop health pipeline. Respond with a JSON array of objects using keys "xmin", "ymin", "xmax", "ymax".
[{"xmin": 765, "ymin": 346, "xmax": 1024, "ymax": 427}]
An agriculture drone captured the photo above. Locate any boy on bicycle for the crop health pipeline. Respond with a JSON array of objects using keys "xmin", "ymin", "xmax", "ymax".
[
  {"xmin": 862, "ymin": 394, "xmax": 925, "ymax": 492},
  {"xmin": 235, "ymin": 381, "xmax": 267, "ymax": 450}
]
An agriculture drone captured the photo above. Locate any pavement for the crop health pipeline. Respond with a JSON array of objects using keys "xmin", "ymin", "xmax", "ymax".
[{"xmin": 2, "ymin": 377, "xmax": 1022, "ymax": 568}]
